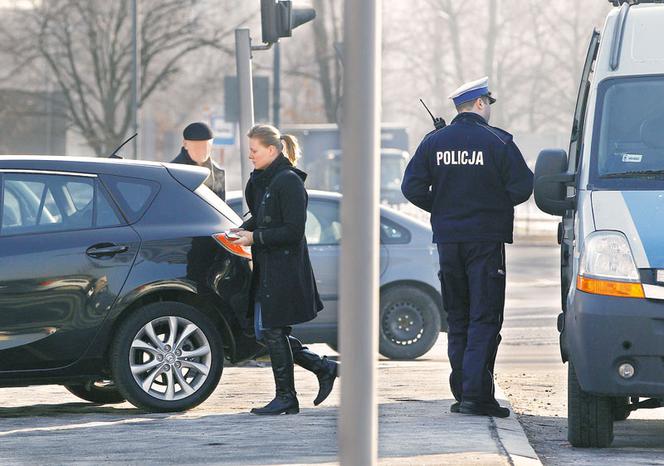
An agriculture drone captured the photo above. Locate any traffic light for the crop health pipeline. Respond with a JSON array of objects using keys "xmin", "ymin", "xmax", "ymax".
[{"xmin": 261, "ymin": 0, "xmax": 316, "ymax": 44}]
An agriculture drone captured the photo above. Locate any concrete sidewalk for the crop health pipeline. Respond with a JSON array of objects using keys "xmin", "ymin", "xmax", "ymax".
[{"xmin": 0, "ymin": 342, "xmax": 540, "ymax": 465}]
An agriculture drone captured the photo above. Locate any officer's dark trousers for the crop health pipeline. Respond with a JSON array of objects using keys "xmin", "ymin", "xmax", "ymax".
[{"xmin": 437, "ymin": 242, "xmax": 506, "ymax": 404}]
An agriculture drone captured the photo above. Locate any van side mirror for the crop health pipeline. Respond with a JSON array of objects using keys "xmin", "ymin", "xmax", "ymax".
[{"xmin": 534, "ymin": 149, "xmax": 576, "ymax": 216}]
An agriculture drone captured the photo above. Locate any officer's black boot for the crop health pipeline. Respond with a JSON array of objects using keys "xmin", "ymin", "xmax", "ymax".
[
  {"xmin": 251, "ymin": 328, "xmax": 299, "ymax": 415},
  {"xmin": 449, "ymin": 370, "xmax": 463, "ymax": 413},
  {"xmin": 459, "ymin": 400, "xmax": 510, "ymax": 418},
  {"xmin": 289, "ymin": 336, "xmax": 339, "ymax": 406}
]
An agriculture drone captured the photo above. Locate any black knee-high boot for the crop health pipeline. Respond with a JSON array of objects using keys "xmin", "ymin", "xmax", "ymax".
[
  {"xmin": 288, "ymin": 336, "xmax": 339, "ymax": 406},
  {"xmin": 251, "ymin": 328, "xmax": 299, "ymax": 415}
]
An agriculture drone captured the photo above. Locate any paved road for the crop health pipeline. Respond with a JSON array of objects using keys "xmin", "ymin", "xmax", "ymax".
[
  {"xmin": 497, "ymin": 244, "xmax": 664, "ymax": 465},
  {"xmin": 2, "ymin": 243, "xmax": 663, "ymax": 465},
  {"xmin": 0, "ymin": 347, "xmax": 529, "ymax": 465}
]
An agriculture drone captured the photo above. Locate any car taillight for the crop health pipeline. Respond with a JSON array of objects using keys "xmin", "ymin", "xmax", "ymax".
[{"xmin": 213, "ymin": 233, "xmax": 252, "ymax": 260}]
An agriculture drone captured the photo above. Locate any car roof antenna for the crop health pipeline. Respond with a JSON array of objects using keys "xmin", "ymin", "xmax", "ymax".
[
  {"xmin": 420, "ymin": 99, "xmax": 447, "ymax": 130},
  {"xmin": 108, "ymin": 133, "xmax": 138, "ymax": 159}
]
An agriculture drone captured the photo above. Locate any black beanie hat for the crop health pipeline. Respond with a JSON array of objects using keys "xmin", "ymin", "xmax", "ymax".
[{"xmin": 183, "ymin": 122, "xmax": 214, "ymax": 141}]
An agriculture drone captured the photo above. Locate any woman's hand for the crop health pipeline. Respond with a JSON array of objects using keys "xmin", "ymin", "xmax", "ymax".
[{"xmin": 232, "ymin": 230, "xmax": 254, "ymax": 246}]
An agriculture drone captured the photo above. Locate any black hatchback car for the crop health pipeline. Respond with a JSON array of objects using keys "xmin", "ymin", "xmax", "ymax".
[{"xmin": 0, "ymin": 156, "xmax": 261, "ymax": 412}]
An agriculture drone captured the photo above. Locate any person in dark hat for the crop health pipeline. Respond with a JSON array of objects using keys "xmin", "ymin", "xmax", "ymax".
[{"xmin": 172, "ymin": 122, "xmax": 226, "ymax": 201}]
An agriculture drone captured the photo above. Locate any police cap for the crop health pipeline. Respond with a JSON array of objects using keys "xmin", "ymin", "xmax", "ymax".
[
  {"xmin": 183, "ymin": 122, "xmax": 214, "ymax": 141},
  {"xmin": 449, "ymin": 77, "xmax": 496, "ymax": 107}
]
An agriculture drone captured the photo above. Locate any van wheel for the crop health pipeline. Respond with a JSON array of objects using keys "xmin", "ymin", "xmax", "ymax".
[
  {"xmin": 612, "ymin": 397, "xmax": 632, "ymax": 421},
  {"xmin": 567, "ymin": 362, "xmax": 614, "ymax": 448},
  {"xmin": 379, "ymin": 286, "xmax": 441, "ymax": 360},
  {"xmin": 65, "ymin": 380, "xmax": 126, "ymax": 404},
  {"xmin": 111, "ymin": 302, "xmax": 224, "ymax": 413}
]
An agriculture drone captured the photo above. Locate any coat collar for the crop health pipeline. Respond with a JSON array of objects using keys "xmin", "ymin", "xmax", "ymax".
[
  {"xmin": 176, "ymin": 147, "xmax": 216, "ymax": 169},
  {"xmin": 250, "ymin": 153, "xmax": 307, "ymax": 187},
  {"xmin": 452, "ymin": 112, "xmax": 488, "ymax": 125},
  {"xmin": 176, "ymin": 147, "xmax": 196, "ymax": 165}
]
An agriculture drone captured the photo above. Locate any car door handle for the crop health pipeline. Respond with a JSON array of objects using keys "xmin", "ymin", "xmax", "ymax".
[{"xmin": 86, "ymin": 243, "xmax": 129, "ymax": 258}]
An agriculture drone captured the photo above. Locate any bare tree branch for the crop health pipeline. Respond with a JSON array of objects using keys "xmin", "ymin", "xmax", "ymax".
[{"xmin": 2, "ymin": 0, "xmax": 245, "ymax": 155}]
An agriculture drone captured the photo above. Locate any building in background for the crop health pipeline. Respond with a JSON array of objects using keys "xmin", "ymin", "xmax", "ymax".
[{"xmin": 0, "ymin": 89, "xmax": 67, "ymax": 155}]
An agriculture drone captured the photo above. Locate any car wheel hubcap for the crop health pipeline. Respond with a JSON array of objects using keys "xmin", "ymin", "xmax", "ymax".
[
  {"xmin": 130, "ymin": 316, "xmax": 212, "ymax": 401},
  {"xmin": 382, "ymin": 302, "xmax": 425, "ymax": 346}
]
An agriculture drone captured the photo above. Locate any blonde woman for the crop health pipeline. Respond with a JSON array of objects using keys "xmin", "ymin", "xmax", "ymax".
[{"xmin": 232, "ymin": 124, "xmax": 339, "ymax": 415}]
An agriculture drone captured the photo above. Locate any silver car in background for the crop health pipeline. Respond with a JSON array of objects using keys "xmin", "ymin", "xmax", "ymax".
[{"xmin": 227, "ymin": 190, "xmax": 446, "ymax": 360}]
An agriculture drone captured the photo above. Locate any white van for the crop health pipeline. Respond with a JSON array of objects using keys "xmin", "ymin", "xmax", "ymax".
[{"xmin": 534, "ymin": 0, "xmax": 664, "ymax": 448}]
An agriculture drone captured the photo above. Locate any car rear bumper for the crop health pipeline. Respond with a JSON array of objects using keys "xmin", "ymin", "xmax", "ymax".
[{"xmin": 567, "ymin": 290, "xmax": 664, "ymax": 397}]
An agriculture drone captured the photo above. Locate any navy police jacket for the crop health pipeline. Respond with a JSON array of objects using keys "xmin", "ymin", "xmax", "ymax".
[{"xmin": 401, "ymin": 112, "xmax": 534, "ymax": 244}]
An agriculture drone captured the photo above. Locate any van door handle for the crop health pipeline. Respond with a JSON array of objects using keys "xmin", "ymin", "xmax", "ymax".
[{"xmin": 86, "ymin": 243, "xmax": 129, "ymax": 258}]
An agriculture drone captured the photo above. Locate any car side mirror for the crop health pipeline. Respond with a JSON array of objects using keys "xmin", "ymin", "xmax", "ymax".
[{"xmin": 534, "ymin": 149, "xmax": 576, "ymax": 216}]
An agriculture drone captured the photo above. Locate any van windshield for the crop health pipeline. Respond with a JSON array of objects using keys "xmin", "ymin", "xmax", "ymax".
[{"xmin": 591, "ymin": 76, "xmax": 664, "ymax": 186}]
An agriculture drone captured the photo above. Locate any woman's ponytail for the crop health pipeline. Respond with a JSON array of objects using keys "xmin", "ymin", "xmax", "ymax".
[
  {"xmin": 280, "ymin": 134, "xmax": 300, "ymax": 166},
  {"xmin": 247, "ymin": 124, "xmax": 301, "ymax": 166}
]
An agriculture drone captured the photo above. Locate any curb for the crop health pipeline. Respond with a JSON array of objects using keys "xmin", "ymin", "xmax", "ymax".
[{"xmin": 494, "ymin": 384, "xmax": 543, "ymax": 466}]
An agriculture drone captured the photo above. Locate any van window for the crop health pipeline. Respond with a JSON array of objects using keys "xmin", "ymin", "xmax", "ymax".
[{"xmin": 591, "ymin": 76, "xmax": 664, "ymax": 188}]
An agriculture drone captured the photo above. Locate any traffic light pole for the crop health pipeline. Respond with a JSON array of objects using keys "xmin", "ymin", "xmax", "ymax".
[
  {"xmin": 273, "ymin": 42, "xmax": 281, "ymax": 128},
  {"xmin": 339, "ymin": 0, "xmax": 381, "ymax": 465},
  {"xmin": 236, "ymin": 1, "xmax": 313, "ymax": 211},
  {"xmin": 235, "ymin": 29, "xmax": 263, "ymax": 213},
  {"xmin": 130, "ymin": 0, "xmax": 140, "ymax": 159}
]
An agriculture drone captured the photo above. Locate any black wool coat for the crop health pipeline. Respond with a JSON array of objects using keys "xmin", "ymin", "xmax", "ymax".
[{"xmin": 241, "ymin": 154, "xmax": 323, "ymax": 328}]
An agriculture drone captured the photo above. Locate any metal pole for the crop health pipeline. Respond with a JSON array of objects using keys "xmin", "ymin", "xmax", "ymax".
[
  {"xmin": 273, "ymin": 42, "xmax": 281, "ymax": 128},
  {"xmin": 131, "ymin": 0, "xmax": 140, "ymax": 159},
  {"xmin": 235, "ymin": 28, "xmax": 255, "ymax": 213},
  {"xmin": 339, "ymin": 0, "xmax": 381, "ymax": 465}
]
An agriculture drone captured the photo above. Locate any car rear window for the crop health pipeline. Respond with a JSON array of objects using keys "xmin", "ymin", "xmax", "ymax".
[
  {"xmin": 101, "ymin": 174, "xmax": 159, "ymax": 223},
  {"xmin": 380, "ymin": 217, "xmax": 411, "ymax": 244}
]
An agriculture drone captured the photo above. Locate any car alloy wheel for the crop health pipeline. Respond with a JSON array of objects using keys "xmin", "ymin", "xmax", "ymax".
[
  {"xmin": 130, "ymin": 316, "xmax": 212, "ymax": 402},
  {"xmin": 111, "ymin": 301, "xmax": 224, "ymax": 412}
]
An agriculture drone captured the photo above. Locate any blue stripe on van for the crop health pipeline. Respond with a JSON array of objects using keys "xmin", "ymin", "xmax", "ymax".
[{"xmin": 622, "ymin": 191, "xmax": 664, "ymax": 267}]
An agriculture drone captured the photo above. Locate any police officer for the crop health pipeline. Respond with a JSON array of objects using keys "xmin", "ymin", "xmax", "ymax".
[
  {"xmin": 401, "ymin": 77, "xmax": 533, "ymax": 418},
  {"xmin": 172, "ymin": 122, "xmax": 226, "ymax": 201}
]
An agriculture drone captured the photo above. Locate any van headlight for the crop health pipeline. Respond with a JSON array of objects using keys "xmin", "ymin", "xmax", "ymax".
[{"xmin": 577, "ymin": 231, "xmax": 644, "ymax": 298}]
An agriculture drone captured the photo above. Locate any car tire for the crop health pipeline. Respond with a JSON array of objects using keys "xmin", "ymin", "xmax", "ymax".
[
  {"xmin": 65, "ymin": 380, "xmax": 126, "ymax": 405},
  {"xmin": 111, "ymin": 302, "xmax": 224, "ymax": 413},
  {"xmin": 612, "ymin": 397, "xmax": 632, "ymax": 421},
  {"xmin": 379, "ymin": 286, "xmax": 441, "ymax": 360},
  {"xmin": 567, "ymin": 362, "xmax": 614, "ymax": 448}
]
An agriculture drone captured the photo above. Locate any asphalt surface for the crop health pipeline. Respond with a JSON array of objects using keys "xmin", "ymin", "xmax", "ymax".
[
  {"xmin": 0, "ymin": 347, "xmax": 529, "ymax": 465},
  {"xmin": 2, "ymin": 243, "xmax": 663, "ymax": 465},
  {"xmin": 497, "ymin": 244, "xmax": 664, "ymax": 465}
]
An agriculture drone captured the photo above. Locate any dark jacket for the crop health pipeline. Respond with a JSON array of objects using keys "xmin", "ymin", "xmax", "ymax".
[
  {"xmin": 401, "ymin": 112, "xmax": 534, "ymax": 244},
  {"xmin": 172, "ymin": 148, "xmax": 226, "ymax": 201},
  {"xmin": 241, "ymin": 154, "xmax": 323, "ymax": 328}
]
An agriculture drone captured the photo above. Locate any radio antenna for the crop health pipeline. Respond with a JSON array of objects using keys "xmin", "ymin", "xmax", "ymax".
[{"xmin": 108, "ymin": 133, "xmax": 138, "ymax": 159}]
